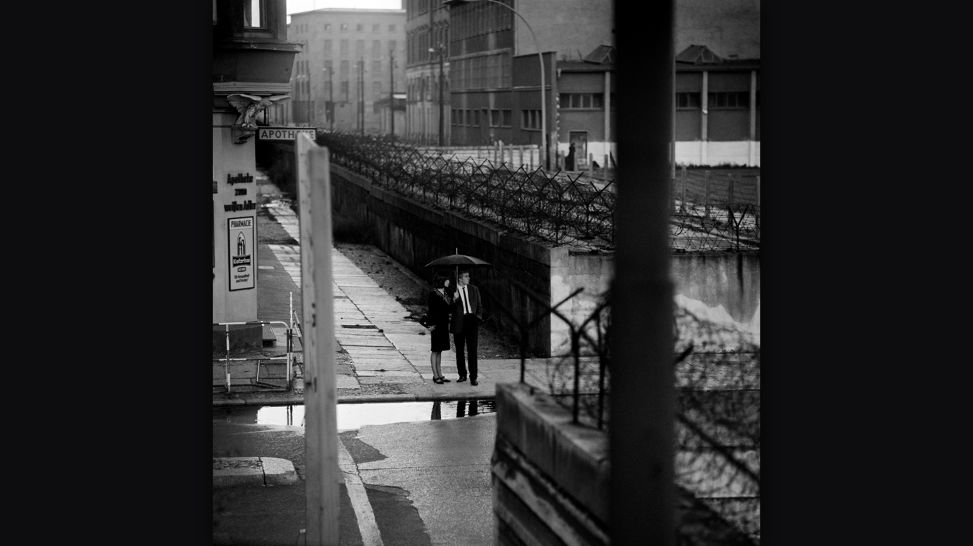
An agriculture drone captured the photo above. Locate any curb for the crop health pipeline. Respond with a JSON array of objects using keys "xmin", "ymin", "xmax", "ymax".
[
  {"xmin": 214, "ymin": 391, "xmax": 500, "ymax": 407},
  {"xmin": 213, "ymin": 457, "xmax": 298, "ymax": 488}
]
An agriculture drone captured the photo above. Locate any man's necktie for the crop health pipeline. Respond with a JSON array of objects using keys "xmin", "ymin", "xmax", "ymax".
[{"xmin": 461, "ymin": 286, "xmax": 472, "ymax": 314}]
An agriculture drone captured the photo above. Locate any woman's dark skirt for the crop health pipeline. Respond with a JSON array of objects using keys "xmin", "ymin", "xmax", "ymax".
[{"xmin": 431, "ymin": 325, "xmax": 450, "ymax": 352}]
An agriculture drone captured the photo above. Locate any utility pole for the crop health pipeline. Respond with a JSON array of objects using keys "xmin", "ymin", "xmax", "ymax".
[
  {"xmin": 327, "ymin": 67, "xmax": 334, "ymax": 132},
  {"xmin": 389, "ymin": 49, "xmax": 395, "ymax": 137}
]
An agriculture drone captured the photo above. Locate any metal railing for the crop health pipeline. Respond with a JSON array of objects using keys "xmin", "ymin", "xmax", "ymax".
[{"xmin": 214, "ymin": 294, "xmax": 300, "ymax": 393}]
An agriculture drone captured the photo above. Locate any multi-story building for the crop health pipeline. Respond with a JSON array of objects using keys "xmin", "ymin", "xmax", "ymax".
[
  {"xmin": 279, "ymin": 6, "xmax": 407, "ymax": 134},
  {"xmin": 444, "ymin": 0, "xmax": 613, "ymax": 167},
  {"xmin": 213, "ymin": 0, "xmax": 299, "ymax": 329},
  {"xmin": 405, "ymin": 0, "xmax": 451, "ymax": 145}
]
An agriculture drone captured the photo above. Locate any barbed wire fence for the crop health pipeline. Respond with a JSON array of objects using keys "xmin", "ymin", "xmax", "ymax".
[
  {"xmin": 317, "ymin": 132, "xmax": 758, "ymax": 252},
  {"xmin": 319, "ymin": 131, "xmax": 759, "ymax": 543}
]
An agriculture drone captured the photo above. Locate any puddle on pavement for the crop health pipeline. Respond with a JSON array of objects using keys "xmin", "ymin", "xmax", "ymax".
[{"xmin": 213, "ymin": 400, "xmax": 497, "ymax": 430}]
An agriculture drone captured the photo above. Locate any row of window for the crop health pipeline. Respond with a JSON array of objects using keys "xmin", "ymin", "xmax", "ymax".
[
  {"xmin": 449, "ymin": 1, "xmax": 512, "ymax": 43},
  {"xmin": 449, "ymin": 108, "xmax": 542, "ymax": 130},
  {"xmin": 406, "ymin": 24, "xmax": 448, "ymax": 65},
  {"xmin": 559, "ymin": 93, "xmax": 604, "ymax": 110},
  {"xmin": 323, "ymin": 39, "xmax": 398, "ymax": 59},
  {"xmin": 293, "ymin": 21, "xmax": 398, "ymax": 34},
  {"xmin": 676, "ymin": 91, "xmax": 756, "ymax": 110}
]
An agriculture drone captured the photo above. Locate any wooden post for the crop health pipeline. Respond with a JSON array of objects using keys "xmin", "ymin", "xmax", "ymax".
[{"xmin": 297, "ymin": 134, "xmax": 340, "ymax": 545}]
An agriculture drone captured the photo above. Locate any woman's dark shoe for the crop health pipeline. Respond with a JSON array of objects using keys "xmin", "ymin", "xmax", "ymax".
[
  {"xmin": 433, "ymin": 377, "xmax": 444, "ymax": 384},
  {"xmin": 439, "ymin": 377, "xmax": 451, "ymax": 382}
]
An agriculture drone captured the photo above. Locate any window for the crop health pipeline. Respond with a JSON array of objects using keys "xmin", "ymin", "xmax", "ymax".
[
  {"xmin": 374, "ymin": 81, "xmax": 383, "ymax": 99},
  {"xmin": 676, "ymin": 92, "xmax": 700, "ymax": 109},
  {"xmin": 389, "ymin": 24, "xmax": 397, "ymax": 32},
  {"xmin": 473, "ymin": 110, "xmax": 480, "ymax": 126},
  {"xmin": 490, "ymin": 109, "xmax": 501, "ymax": 127},
  {"xmin": 521, "ymin": 109, "xmax": 541, "ymax": 130},
  {"xmin": 341, "ymin": 23, "xmax": 348, "ymax": 31},
  {"xmin": 708, "ymin": 91, "xmax": 749, "ymax": 109},
  {"xmin": 243, "ymin": 0, "xmax": 263, "ymax": 28},
  {"xmin": 341, "ymin": 81, "xmax": 350, "ymax": 101},
  {"xmin": 357, "ymin": 23, "xmax": 363, "ymax": 31},
  {"xmin": 356, "ymin": 39, "xmax": 364, "ymax": 57},
  {"xmin": 340, "ymin": 60, "xmax": 349, "ymax": 77},
  {"xmin": 324, "ymin": 39, "xmax": 332, "ymax": 55},
  {"xmin": 372, "ymin": 40, "xmax": 382, "ymax": 58},
  {"xmin": 340, "ymin": 40, "xmax": 348, "ymax": 56},
  {"xmin": 502, "ymin": 109, "xmax": 511, "ymax": 127},
  {"xmin": 324, "ymin": 23, "xmax": 331, "ymax": 31},
  {"xmin": 373, "ymin": 24, "xmax": 380, "ymax": 32},
  {"xmin": 372, "ymin": 60, "xmax": 382, "ymax": 75}
]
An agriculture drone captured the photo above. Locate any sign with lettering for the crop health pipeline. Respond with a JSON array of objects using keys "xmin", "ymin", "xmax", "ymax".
[
  {"xmin": 257, "ymin": 127, "xmax": 317, "ymax": 141},
  {"xmin": 228, "ymin": 217, "xmax": 255, "ymax": 291}
]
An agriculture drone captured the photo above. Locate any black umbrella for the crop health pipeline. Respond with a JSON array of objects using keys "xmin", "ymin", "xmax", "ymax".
[
  {"xmin": 425, "ymin": 251, "xmax": 492, "ymax": 288},
  {"xmin": 424, "ymin": 254, "xmax": 491, "ymax": 268}
]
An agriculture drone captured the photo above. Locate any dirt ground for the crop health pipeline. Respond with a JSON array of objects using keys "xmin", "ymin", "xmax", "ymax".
[{"xmin": 335, "ymin": 242, "xmax": 520, "ymax": 359}]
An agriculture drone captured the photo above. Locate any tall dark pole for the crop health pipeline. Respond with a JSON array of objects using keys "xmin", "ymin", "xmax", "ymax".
[
  {"xmin": 359, "ymin": 58, "xmax": 364, "ymax": 135},
  {"xmin": 328, "ymin": 68, "xmax": 334, "ymax": 132},
  {"xmin": 610, "ymin": 0, "xmax": 675, "ymax": 544},
  {"xmin": 437, "ymin": 46, "xmax": 444, "ymax": 147},
  {"xmin": 389, "ymin": 49, "xmax": 395, "ymax": 137}
]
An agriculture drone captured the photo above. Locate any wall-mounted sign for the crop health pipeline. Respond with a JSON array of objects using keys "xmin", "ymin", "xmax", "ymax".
[
  {"xmin": 258, "ymin": 127, "xmax": 317, "ymax": 141},
  {"xmin": 228, "ymin": 217, "xmax": 254, "ymax": 291},
  {"xmin": 227, "ymin": 173, "xmax": 254, "ymax": 184}
]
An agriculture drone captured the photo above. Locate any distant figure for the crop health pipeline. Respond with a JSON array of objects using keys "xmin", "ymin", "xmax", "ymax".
[
  {"xmin": 592, "ymin": 160, "xmax": 600, "ymax": 170},
  {"xmin": 425, "ymin": 275, "xmax": 453, "ymax": 384},
  {"xmin": 566, "ymin": 142, "xmax": 576, "ymax": 171},
  {"xmin": 452, "ymin": 269, "xmax": 483, "ymax": 386}
]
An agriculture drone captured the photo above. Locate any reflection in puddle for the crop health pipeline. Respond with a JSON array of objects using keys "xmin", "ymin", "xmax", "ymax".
[{"xmin": 213, "ymin": 400, "xmax": 497, "ymax": 431}]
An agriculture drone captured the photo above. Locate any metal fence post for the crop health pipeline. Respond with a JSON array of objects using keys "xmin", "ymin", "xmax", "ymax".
[
  {"xmin": 704, "ymin": 169, "xmax": 711, "ymax": 218},
  {"xmin": 224, "ymin": 323, "xmax": 231, "ymax": 393},
  {"xmin": 728, "ymin": 173, "xmax": 735, "ymax": 209}
]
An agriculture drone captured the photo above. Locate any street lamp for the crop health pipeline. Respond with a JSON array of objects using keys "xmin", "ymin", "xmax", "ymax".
[
  {"xmin": 443, "ymin": 0, "xmax": 547, "ymax": 169},
  {"xmin": 429, "ymin": 44, "xmax": 446, "ymax": 147},
  {"xmin": 322, "ymin": 66, "xmax": 334, "ymax": 132}
]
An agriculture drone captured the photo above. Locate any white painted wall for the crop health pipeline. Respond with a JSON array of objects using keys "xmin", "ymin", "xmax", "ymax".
[
  {"xmin": 675, "ymin": 140, "xmax": 760, "ymax": 167},
  {"xmin": 213, "ymin": 112, "xmax": 259, "ymax": 324}
]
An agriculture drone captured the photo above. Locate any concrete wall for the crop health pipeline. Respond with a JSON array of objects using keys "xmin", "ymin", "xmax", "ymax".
[
  {"xmin": 671, "ymin": 253, "xmax": 760, "ymax": 326},
  {"xmin": 675, "ymin": 140, "xmax": 760, "ymax": 167},
  {"xmin": 493, "ymin": 383, "xmax": 609, "ymax": 545}
]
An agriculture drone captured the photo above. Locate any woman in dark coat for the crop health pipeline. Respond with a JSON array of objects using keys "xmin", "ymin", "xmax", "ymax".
[{"xmin": 426, "ymin": 275, "xmax": 453, "ymax": 384}]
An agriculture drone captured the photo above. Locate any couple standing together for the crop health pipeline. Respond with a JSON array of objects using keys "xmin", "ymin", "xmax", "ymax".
[{"xmin": 426, "ymin": 269, "xmax": 482, "ymax": 386}]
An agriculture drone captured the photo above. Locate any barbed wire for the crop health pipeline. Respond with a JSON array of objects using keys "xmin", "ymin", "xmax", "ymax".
[{"xmin": 316, "ymin": 132, "xmax": 759, "ymax": 251}]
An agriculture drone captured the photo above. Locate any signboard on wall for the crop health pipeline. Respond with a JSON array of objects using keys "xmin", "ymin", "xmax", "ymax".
[
  {"xmin": 257, "ymin": 127, "xmax": 317, "ymax": 141},
  {"xmin": 228, "ymin": 217, "xmax": 254, "ymax": 291}
]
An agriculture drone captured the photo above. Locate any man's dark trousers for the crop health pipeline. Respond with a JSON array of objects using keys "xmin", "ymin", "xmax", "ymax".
[{"xmin": 454, "ymin": 314, "xmax": 478, "ymax": 381}]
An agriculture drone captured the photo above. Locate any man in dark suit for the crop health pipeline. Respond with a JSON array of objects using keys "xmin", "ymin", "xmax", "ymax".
[{"xmin": 451, "ymin": 269, "xmax": 483, "ymax": 386}]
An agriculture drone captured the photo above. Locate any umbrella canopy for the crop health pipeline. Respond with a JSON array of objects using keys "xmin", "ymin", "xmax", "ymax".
[{"xmin": 424, "ymin": 254, "xmax": 491, "ymax": 268}]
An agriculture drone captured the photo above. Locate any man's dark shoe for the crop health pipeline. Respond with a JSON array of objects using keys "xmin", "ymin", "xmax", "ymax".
[
  {"xmin": 470, "ymin": 379, "xmax": 478, "ymax": 386},
  {"xmin": 457, "ymin": 377, "xmax": 467, "ymax": 382}
]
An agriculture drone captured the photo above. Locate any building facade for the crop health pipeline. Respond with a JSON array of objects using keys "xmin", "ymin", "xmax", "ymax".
[
  {"xmin": 277, "ymin": 7, "xmax": 407, "ymax": 134},
  {"xmin": 213, "ymin": 0, "xmax": 299, "ymax": 325},
  {"xmin": 444, "ymin": 0, "xmax": 614, "ymax": 167},
  {"xmin": 405, "ymin": 0, "xmax": 451, "ymax": 145},
  {"xmin": 675, "ymin": 45, "xmax": 759, "ymax": 166}
]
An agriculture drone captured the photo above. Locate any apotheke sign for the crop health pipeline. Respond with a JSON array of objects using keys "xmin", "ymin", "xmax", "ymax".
[{"xmin": 257, "ymin": 127, "xmax": 317, "ymax": 141}]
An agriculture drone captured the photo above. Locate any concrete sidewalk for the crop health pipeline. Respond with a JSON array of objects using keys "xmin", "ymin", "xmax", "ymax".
[{"xmin": 213, "ymin": 175, "xmax": 552, "ymax": 407}]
